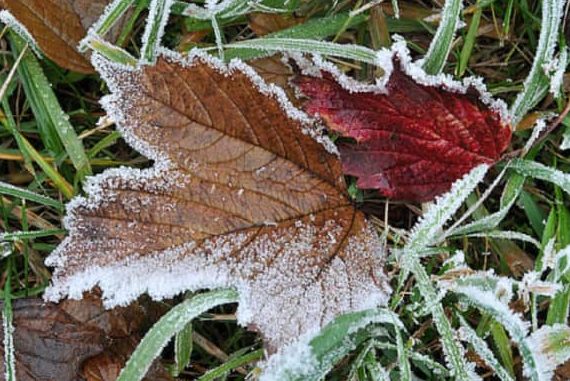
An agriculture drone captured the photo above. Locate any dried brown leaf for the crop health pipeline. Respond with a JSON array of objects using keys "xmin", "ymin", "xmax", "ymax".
[
  {"xmin": 248, "ymin": 12, "xmax": 304, "ymax": 36},
  {"xmin": 1, "ymin": 0, "xmax": 127, "ymax": 73},
  {"xmin": 0, "ymin": 295, "xmax": 170, "ymax": 381},
  {"xmin": 46, "ymin": 52, "xmax": 391, "ymax": 348}
]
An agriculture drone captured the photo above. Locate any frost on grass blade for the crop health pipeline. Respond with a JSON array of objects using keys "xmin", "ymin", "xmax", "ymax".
[
  {"xmin": 510, "ymin": 159, "xmax": 570, "ymax": 196},
  {"xmin": 45, "ymin": 51, "xmax": 391, "ymax": 349},
  {"xmin": 526, "ymin": 324, "xmax": 570, "ymax": 381},
  {"xmin": 260, "ymin": 308, "xmax": 403, "ymax": 381},
  {"xmin": 2, "ymin": 302, "xmax": 16, "ymax": 381},
  {"xmin": 140, "ymin": 0, "xmax": 174, "ymax": 63},
  {"xmin": 509, "ymin": 0, "xmax": 567, "ymax": 124},
  {"xmin": 407, "ymin": 165, "xmax": 489, "ymax": 249},
  {"xmin": 457, "ymin": 315, "xmax": 514, "ymax": 381}
]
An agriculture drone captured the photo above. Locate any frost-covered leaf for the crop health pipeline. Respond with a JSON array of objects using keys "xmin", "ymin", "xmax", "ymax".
[
  {"xmin": 296, "ymin": 58, "xmax": 511, "ymax": 202},
  {"xmin": 45, "ymin": 51, "xmax": 391, "ymax": 349},
  {"xmin": 0, "ymin": 0, "xmax": 128, "ymax": 73}
]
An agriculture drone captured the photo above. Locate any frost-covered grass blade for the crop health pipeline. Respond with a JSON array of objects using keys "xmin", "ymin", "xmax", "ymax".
[{"xmin": 117, "ymin": 289, "xmax": 239, "ymax": 381}]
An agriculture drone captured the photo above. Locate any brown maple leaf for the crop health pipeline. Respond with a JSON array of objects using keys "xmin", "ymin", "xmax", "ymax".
[
  {"xmin": 0, "ymin": 0, "xmax": 128, "ymax": 73},
  {"xmin": 0, "ymin": 295, "xmax": 171, "ymax": 381},
  {"xmin": 45, "ymin": 51, "xmax": 391, "ymax": 348}
]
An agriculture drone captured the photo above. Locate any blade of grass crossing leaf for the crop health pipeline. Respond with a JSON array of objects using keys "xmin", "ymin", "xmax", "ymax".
[
  {"xmin": 458, "ymin": 2, "xmax": 482, "ymax": 77},
  {"xmin": 88, "ymin": 37, "xmax": 138, "ymax": 67},
  {"xmin": 9, "ymin": 32, "xmax": 92, "ymax": 180},
  {"xmin": 80, "ymin": 0, "xmax": 136, "ymax": 51},
  {"xmin": 225, "ymin": 38, "xmax": 378, "ymax": 65},
  {"xmin": 422, "ymin": 0, "xmax": 463, "ymax": 75},
  {"xmin": 449, "ymin": 173, "xmax": 525, "ymax": 236},
  {"xmin": 140, "ymin": 0, "xmax": 174, "ymax": 64},
  {"xmin": 117, "ymin": 289, "xmax": 239, "ymax": 381},
  {"xmin": 223, "ymin": 12, "xmax": 367, "ymax": 61},
  {"xmin": 509, "ymin": 0, "xmax": 566, "ymax": 125},
  {"xmin": 197, "ymin": 349, "xmax": 263, "ymax": 381},
  {"xmin": 0, "ymin": 181, "xmax": 63, "ymax": 210}
]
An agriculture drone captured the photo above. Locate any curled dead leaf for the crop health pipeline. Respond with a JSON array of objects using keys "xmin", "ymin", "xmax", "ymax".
[
  {"xmin": 45, "ymin": 51, "xmax": 391, "ymax": 349},
  {"xmin": 0, "ymin": 295, "xmax": 170, "ymax": 381}
]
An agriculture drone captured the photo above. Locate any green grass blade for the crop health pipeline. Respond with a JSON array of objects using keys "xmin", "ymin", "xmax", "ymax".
[
  {"xmin": 88, "ymin": 37, "xmax": 138, "ymax": 67},
  {"xmin": 1, "ymin": 229, "xmax": 66, "ymax": 241},
  {"xmin": 458, "ymin": 315, "xmax": 514, "ymax": 381},
  {"xmin": 509, "ymin": 0, "xmax": 566, "ymax": 125},
  {"xmin": 1, "ymin": 99, "xmax": 74, "ymax": 199},
  {"xmin": 172, "ymin": 320, "xmax": 193, "ymax": 377},
  {"xmin": 454, "ymin": 286, "xmax": 543, "ymax": 381},
  {"xmin": 2, "ymin": 262, "xmax": 16, "ymax": 381},
  {"xmin": 9, "ymin": 32, "xmax": 92, "ymax": 180},
  {"xmin": 197, "ymin": 349, "xmax": 263, "ymax": 381},
  {"xmin": 117, "ymin": 289, "xmax": 239, "ymax": 381},
  {"xmin": 422, "ymin": 0, "xmax": 463, "ymax": 74},
  {"xmin": 225, "ymin": 38, "xmax": 378, "ymax": 65},
  {"xmin": 490, "ymin": 320, "xmax": 516, "ymax": 378},
  {"xmin": 224, "ymin": 12, "xmax": 367, "ymax": 61},
  {"xmin": 394, "ymin": 319, "xmax": 411, "ymax": 381},
  {"xmin": 510, "ymin": 159, "xmax": 570, "ymax": 195},
  {"xmin": 458, "ymin": 2, "xmax": 482, "ymax": 77},
  {"xmin": 0, "ymin": 181, "xmax": 63, "ymax": 210},
  {"xmin": 140, "ymin": 0, "xmax": 174, "ymax": 63},
  {"xmin": 82, "ymin": 0, "xmax": 135, "ymax": 49},
  {"xmin": 399, "ymin": 165, "xmax": 489, "ymax": 379}
]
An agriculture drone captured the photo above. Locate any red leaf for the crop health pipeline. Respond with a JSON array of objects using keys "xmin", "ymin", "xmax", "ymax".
[{"xmin": 296, "ymin": 63, "xmax": 512, "ymax": 202}]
